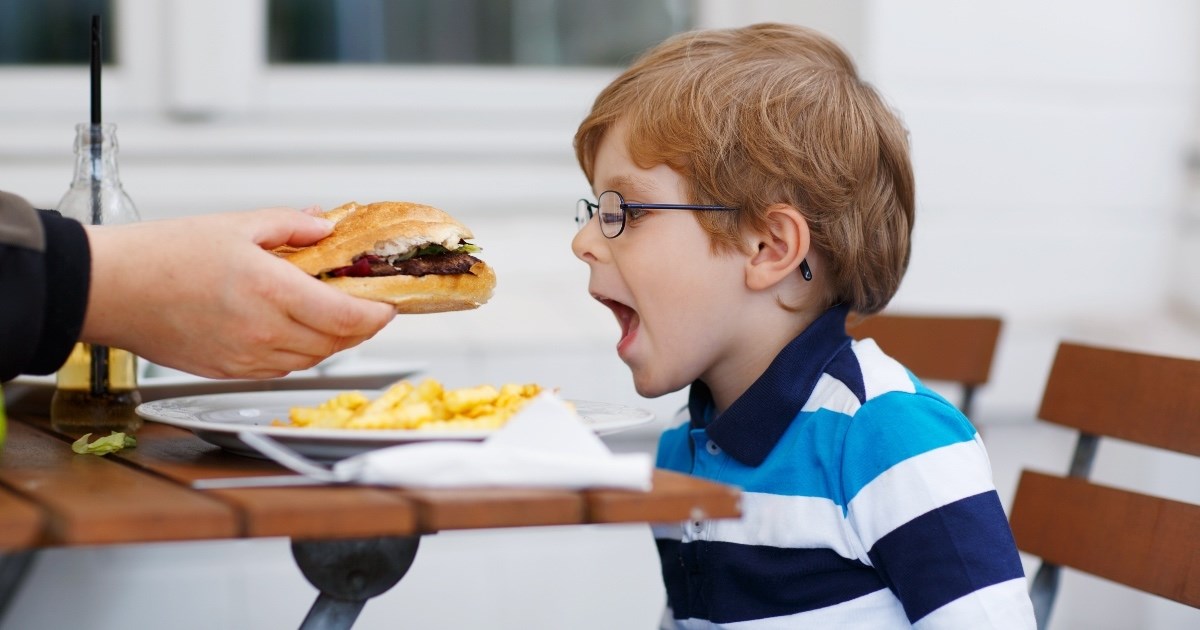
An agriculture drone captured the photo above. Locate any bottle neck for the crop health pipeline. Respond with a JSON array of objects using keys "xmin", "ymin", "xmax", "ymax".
[
  {"xmin": 69, "ymin": 123, "xmax": 122, "ymax": 186},
  {"xmin": 58, "ymin": 122, "xmax": 140, "ymax": 225}
]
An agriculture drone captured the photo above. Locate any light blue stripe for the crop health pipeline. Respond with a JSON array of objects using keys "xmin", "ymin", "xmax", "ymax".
[
  {"xmin": 657, "ymin": 423, "xmax": 693, "ymax": 471},
  {"xmin": 714, "ymin": 408, "xmax": 849, "ymax": 500},
  {"xmin": 840, "ymin": 390, "xmax": 977, "ymax": 503},
  {"xmin": 656, "ymin": 387, "xmax": 977, "ymax": 508}
]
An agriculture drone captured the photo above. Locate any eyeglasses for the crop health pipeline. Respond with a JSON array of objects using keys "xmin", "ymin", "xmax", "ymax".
[
  {"xmin": 576, "ymin": 190, "xmax": 813, "ymax": 280},
  {"xmin": 575, "ymin": 190, "xmax": 736, "ymax": 239}
]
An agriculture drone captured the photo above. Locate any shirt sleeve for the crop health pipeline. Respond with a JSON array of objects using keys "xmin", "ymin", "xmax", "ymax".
[
  {"xmin": 839, "ymin": 390, "xmax": 1036, "ymax": 629},
  {"xmin": 0, "ymin": 191, "xmax": 91, "ymax": 382}
]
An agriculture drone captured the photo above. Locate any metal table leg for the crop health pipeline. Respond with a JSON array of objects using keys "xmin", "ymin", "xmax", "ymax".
[{"xmin": 291, "ymin": 536, "xmax": 421, "ymax": 630}]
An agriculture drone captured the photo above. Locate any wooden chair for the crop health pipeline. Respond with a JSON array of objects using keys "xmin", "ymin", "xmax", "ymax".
[
  {"xmin": 1008, "ymin": 341, "xmax": 1200, "ymax": 629},
  {"xmin": 847, "ymin": 313, "xmax": 1002, "ymax": 417}
]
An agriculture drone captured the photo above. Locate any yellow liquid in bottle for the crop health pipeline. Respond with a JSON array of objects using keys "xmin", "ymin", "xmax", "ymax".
[{"xmin": 50, "ymin": 343, "xmax": 142, "ymax": 433}]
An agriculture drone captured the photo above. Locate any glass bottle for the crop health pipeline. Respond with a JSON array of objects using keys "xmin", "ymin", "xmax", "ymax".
[{"xmin": 50, "ymin": 123, "xmax": 143, "ymax": 433}]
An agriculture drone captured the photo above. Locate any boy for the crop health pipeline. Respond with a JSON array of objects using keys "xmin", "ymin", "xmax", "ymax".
[{"xmin": 571, "ymin": 23, "xmax": 1035, "ymax": 629}]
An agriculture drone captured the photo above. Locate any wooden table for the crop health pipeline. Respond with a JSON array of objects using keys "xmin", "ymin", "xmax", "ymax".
[{"xmin": 0, "ymin": 397, "xmax": 740, "ymax": 629}]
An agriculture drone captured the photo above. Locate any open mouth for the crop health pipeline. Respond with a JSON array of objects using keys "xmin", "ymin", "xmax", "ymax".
[{"xmin": 595, "ymin": 295, "xmax": 640, "ymax": 353}]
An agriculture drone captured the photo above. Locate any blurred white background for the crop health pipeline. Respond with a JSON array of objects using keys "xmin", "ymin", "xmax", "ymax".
[{"xmin": 2, "ymin": 0, "xmax": 1199, "ymax": 628}]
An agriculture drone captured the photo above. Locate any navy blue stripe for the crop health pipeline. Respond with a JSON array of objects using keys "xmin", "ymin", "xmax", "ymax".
[
  {"xmin": 867, "ymin": 491, "xmax": 1026, "ymax": 622},
  {"xmin": 825, "ymin": 342, "xmax": 866, "ymax": 404},
  {"xmin": 656, "ymin": 537, "xmax": 689, "ymax": 618},
  {"xmin": 657, "ymin": 539, "xmax": 886, "ymax": 624}
]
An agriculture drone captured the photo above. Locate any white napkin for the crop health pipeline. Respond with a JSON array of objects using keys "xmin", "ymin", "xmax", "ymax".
[{"xmin": 331, "ymin": 393, "xmax": 653, "ymax": 491}]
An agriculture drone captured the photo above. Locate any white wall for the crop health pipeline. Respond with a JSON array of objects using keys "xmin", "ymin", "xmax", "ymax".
[{"xmin": 3, "ymin": 1, "xmax": 1200, "ymax": 629}]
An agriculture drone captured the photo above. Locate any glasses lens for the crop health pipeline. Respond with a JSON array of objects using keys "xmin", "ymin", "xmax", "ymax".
[
  {"xmin": 575, "ymin": 199, "xmax": 593, "ymax": 231},
  {"xmin": 598, "ymin": 191, "xmax": 624, "ymax": 238}
]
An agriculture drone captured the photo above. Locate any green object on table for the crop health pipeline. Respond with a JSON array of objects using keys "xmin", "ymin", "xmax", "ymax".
[{"xmin": 71, "ymin": 431, "xmax": 136, "ymax": 455}]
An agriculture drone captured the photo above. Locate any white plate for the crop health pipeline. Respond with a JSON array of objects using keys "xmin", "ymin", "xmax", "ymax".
[
  {"xmin": 136, "ymin": 389, "xmax": 656, "ymax": 461},
  {"xmin": 4, "ymin": 358, "xmax": 425, "ymax": 407}
]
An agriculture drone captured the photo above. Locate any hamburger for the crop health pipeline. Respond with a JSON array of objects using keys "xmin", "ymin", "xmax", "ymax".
[{"xmin": 283, "ymin": 201, "xmax": 496, "ymax": 313}]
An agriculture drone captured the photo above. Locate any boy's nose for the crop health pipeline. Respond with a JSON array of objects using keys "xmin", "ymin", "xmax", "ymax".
[{"xmin": 571, "ymin": 218, "xmax": 610, "ymax": 263}]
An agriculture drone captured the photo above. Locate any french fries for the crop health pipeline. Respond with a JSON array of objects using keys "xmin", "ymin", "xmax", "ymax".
[{"xmin": 280, "ymin": 378, "xmax": 543, "ymax": 431}]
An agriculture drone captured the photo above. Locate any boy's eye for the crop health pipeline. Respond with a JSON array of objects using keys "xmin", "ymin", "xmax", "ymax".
[
  {"xmin": 627, "ymin": 207, "xmax": 649, "ymax": 221},
  {"xmin": 600, "ymin": 211, "xmax": 624, "ymax": 225}
]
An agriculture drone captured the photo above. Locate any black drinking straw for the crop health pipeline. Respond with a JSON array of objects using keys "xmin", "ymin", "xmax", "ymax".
[
  {"xmin": 90, "ymin": 16, "xmax": 101, "ymax": 129},
  {"xmin": 90, "ymin": 15, "xmax": 101, "ymax": 223},
  {"xmin": 89, "ymin": 14, "xmax": 109, "ymax": 396}
]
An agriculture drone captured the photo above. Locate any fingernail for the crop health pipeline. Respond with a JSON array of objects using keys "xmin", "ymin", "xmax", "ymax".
[{"xmin": 313, "ymin": 217, "xmax": 335, "ymax": 230}]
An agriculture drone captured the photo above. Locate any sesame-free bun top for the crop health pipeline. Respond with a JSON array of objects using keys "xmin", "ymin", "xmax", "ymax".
[
  {"xmin": 285, "ymin": 200, "xmax": 474, "ymax": 276},
  {"xmin": 283, "ymin": 200, "xmax": 495, "ymax": 314}
]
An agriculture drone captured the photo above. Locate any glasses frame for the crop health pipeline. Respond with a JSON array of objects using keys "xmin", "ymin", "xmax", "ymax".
[{"xmin": 576, "ymin": 190, "xmax": 736, "ymax": 239}]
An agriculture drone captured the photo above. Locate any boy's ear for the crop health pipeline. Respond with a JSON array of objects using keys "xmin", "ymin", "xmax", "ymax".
[{"xmin": 745, "ymin": 204, "xmax": 810, "ymax": 291}]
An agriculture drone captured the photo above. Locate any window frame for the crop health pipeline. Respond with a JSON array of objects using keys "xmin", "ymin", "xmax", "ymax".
[{"xmin": 0, "ymin": 0, "xmax": 651, "ymax": 164}]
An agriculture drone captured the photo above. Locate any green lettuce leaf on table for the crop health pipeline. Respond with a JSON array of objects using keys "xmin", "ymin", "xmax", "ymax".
[{"xmin": 71, "ymin": 431, "xmax": 137, "ymax": 455}]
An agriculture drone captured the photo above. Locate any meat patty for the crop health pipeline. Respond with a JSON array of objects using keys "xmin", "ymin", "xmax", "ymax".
[{"xmin": 328, "ymin": 253, "xmax": 481, "ymax": 278}]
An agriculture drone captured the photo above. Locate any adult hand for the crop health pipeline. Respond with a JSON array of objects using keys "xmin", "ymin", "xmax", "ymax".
[{"xmin": 81, "ymin": 208, "xmax": 396, "ymax": 379}]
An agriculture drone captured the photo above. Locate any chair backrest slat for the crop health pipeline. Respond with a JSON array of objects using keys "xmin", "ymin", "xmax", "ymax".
[
  {"xmin": 847, "ymin": 314, "xmax": 1002, "ymax": 386},
  {"xmin": 1010, "ymin": 470, "xmax": 1200, "ymax": 607},
  {"xmin": 1037, "ymin": 342, "xmax": 1200, "ymax": 457}
]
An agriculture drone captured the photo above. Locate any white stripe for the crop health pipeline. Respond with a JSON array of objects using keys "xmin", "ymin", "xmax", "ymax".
[
  {"xmin": 801, "ymin": 340, "xmax": 918, "ymax": 415},
  {"xmin": 672, "ymin": 588, "xmax": 910, "ymax": 629},
  {"xmin": 852, "ymin": 338, "xmax": 917, "ymax": 400},
  {"xmin": 704, "ymin": 492, "xmax": 868, "ymax": 563},
  {"xmin": 801, "ymin": 373, "xmax": 862, "ymax": 414},
  {"xmin": 847, "ymin": 438, "xmax": 997, "ymax": 549},
  {"xmin": 913, "ymin": 578, "xmax": 1036, "ymax": 629}
]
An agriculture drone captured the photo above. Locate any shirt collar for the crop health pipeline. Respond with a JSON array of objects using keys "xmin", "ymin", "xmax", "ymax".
[{"xmin": 688, "ymin": 304, "xmax": 853, "ymax": 466}]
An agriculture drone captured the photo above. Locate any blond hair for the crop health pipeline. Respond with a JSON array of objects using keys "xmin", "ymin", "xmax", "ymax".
[{"xmin": 574, "ymin": 23, "xmax": 914, "ymax": 315}]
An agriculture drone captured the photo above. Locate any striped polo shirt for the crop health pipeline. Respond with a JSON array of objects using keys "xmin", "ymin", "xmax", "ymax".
[{"xmin": 654, "ymin": 305, "xmax": 1035, "ymax": 629}]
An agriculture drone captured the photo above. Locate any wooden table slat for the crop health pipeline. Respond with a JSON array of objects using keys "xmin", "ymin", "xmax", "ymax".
[
  {"xmin": 114, "ymin": 422, "xmax": 419, "ymax": 539},
  {"xmin": 397, "ymin": 487, "xmax": 584, "ymax": 532},
  {"xmin": 118, "ymin": 424, "xmax": 741, "ymax": 534},
  {"xmin": 585, "ymin": 470, "xmax": 742, "ymax": 524},
  {"xmin": 0, "ymin": 484, "xmax": 44, "ymax": 551},
  {"xmin": 0, "ymin": 421, "xmax": 237, "ymax": 546}
]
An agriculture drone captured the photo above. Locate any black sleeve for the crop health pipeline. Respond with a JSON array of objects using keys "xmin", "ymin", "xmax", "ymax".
[{"xmin": 0, "ymin": 191, "xmax": 91, "ymax": 382}]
